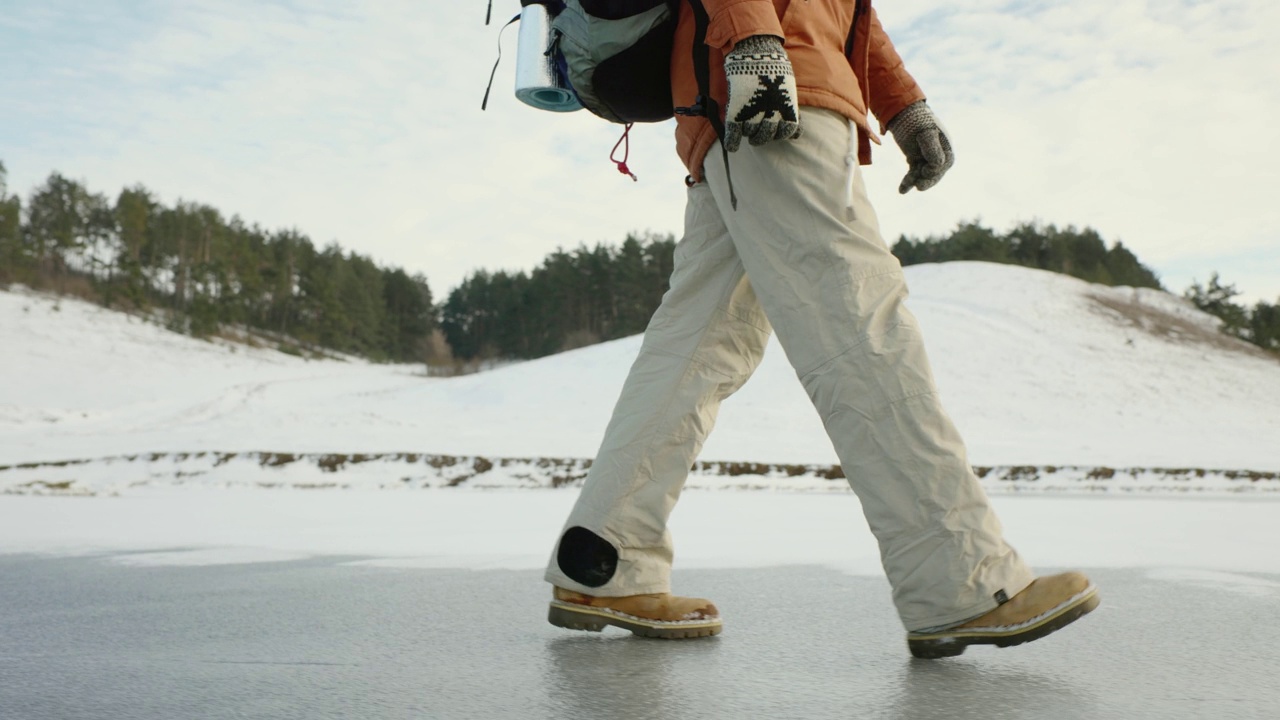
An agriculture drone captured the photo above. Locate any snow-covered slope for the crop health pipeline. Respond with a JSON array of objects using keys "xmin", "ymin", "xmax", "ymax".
[{"xmin": 3, "ymin": 262, "xmax": 1279, "ymax": 473}]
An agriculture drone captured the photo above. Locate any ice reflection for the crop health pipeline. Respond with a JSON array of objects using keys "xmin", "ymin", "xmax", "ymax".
[
  {"xmin": 886, "ymin": 658, "xmax": 1098, "ymax": 720},
  {"xmin": 543, "ymin": 635, "xmax": 724, "ymax": 720}
]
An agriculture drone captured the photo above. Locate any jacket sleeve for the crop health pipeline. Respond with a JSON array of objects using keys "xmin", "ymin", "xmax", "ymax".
[
  {"xmin": 701, "ymin": 0, "xmax": 784, "ymax": 51},
  {"xmin": 865, "ymin": 8, "xmax": 926, "ymax": 132}
]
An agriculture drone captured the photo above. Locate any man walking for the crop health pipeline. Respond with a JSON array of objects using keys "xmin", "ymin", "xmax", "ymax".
[{"xmin": 544, "ymin": 0, "xmax": 1097, "ymax": 658}]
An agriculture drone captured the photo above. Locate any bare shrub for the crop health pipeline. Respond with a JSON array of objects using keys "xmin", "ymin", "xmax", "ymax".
[
  {"xmin": 817, "ymin": 465, "xmax": 845, "ymax": 480},
  {"xmin": 561, "ymin": 330, "xmax": 601, "ymax": 353},
  {"xmin": 1088, "ymin": 291, "xmax": 1273, "ymax": 361}
]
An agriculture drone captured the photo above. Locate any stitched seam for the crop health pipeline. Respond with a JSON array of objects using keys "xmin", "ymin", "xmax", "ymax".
[
  {"xmin": 722, "ymin": 307, "xmax": 769, "ymax": 331},
  {"xmin": 847, "ymin": 266, "xmax": 902, "ymax": 283},
  {"xmin": 644, "ymin": 306, "xmax": 765, "ymax": 379},
  {"xmin": 796, "ymin": 318, "xmax": 908, "ymax": 380},
  {"xmin": 885, "ymin": 387, "xmax": 936, "ymax": 408},
  {"xmin": 639, "ymin": 346, "xmax": 736, "ymax": 383},
  {"xmin": 907, "ymin": 586, "xmax": 1097, "ymax": 639},
  {"xmin": 551, "ymin": 601, "xmax": 722, "ymax": 627}
]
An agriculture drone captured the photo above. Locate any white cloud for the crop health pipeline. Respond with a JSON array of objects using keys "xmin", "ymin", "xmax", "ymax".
[
  {"xmin": 870, "ymin": 0, "xmax": 1280, "ymax": 300},
  {"xmin": 3, "ymin": 1, "xmax": 1278, "ymax": 302}
]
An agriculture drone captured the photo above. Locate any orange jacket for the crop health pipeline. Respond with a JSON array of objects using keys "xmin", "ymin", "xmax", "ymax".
[{"xmin": 672, "ymin": 0, "xmax": 926, "ymax": 180}]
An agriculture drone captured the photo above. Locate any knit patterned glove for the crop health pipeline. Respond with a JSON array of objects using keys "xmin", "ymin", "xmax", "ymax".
[
  {"xmin": 723, "ymin": 35, "xmax": 801, "ymax": 152},
  {"xmin": 887, "ymin": 100, "xmax": 955, "ymax": 194}
]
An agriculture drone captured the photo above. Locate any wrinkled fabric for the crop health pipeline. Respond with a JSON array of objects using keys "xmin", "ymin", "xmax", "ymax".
[
  {"xmin": 672, "ymin": 0, "xmax": 926, "ymax": 180},
  {"xmin": 546, "ymin": 108, "xmax": 1033, "ymax": 631}
]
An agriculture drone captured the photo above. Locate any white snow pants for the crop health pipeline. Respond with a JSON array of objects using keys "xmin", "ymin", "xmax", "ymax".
[{"xmin": 544, "ymin": 108, "xmax": 1033, "ymax": 631}]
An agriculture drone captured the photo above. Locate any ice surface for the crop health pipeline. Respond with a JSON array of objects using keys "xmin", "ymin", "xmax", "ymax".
[
  {"xmin": 2, "ymin": 490, "xmax": 1278, "ymax": 578},
  {"xmin": 2, "ymin": 558, "xmax": 1277, "ymax": 720}
]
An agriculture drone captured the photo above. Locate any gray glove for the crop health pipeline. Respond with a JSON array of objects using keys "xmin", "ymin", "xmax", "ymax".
[
  {"xmin": 887, "ymin": 100, "xmax": 955, "ymax": 194},
  {"xmin": 723, "ymin": 35, "xmax": 801, "ymax": 152}
]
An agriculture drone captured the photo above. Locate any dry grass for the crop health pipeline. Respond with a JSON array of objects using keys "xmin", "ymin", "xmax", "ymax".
[
  {"xmin": 1088, "ymin": 291, "xmax": 1274, "ymax": 361},
  {"xmin": 259, "ymin": 452, "xmax": 298, "ymax": 468}
]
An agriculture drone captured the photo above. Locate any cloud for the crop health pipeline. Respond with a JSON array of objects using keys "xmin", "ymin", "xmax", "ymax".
[
  {"xmin": 868, "ymin": 0, "xmax": 1280, "ymax": 299},
  {"xmin": 3, "ymin": 1, "xmax": 1278, "ymax": 302}
]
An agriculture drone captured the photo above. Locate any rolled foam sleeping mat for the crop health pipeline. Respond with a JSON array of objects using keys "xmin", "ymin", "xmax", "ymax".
[{"xmin": 514, "ymin": 4, "xmax": 582, "ymax": 113}]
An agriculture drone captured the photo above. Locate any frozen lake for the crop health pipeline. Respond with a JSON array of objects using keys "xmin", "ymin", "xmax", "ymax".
[{"xmin": 1, "ymin": 556, "xmax": 1277, "ymax": 719}]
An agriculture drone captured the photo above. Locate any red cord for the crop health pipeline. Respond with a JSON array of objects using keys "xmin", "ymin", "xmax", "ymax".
[{"xmin": 610, "ymin": 123, "xmax": 638, "ymax": 181}]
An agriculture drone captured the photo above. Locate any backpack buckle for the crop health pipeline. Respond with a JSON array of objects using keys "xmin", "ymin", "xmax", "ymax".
[{"xmin": 674, "ymin": 95, "xmax": 708, "ymax": 117}]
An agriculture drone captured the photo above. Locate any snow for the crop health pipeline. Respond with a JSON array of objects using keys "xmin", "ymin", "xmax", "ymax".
[
  {"xmin": 2, "ymin": 452, "xmax": 1276, "ymax": 497},
  {"xmin": 2, "ymin": 260, "xmax": 1280, "ymax": 558},
  {"xmin": 2, "ymin": 265, "xmax": 1280, "ymax": 575},
  {"xmin": 1, "ymin": 489, "xmax": 1278, "ymax": 577},
  {"xmin": 4, "ymin": 263, "xmax": 1278, "ymax": 476}
]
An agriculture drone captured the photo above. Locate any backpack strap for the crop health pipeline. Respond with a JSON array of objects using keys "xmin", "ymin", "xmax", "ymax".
[
  {"xmin": 480, "ymin": 12, "xmax": 523, "ymax": 110},
  {"xmin": 844, "ymin": 0, "xmax": 865, "ymax": 57},
  {"xmin": 676, "ymin": 0, "xmax": 737, "ymax": 209},
  {"xmin": 844, "ymin": 0, "xmax": 870, "ymax": 164}
]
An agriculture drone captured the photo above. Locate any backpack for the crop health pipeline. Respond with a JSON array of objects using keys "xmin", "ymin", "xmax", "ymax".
[
  {"xmin": 492, "ymin": 0, "xmax": 727, "ymax": 192},
  {"xmin": 548, "ymin": 0, "xmax": 679, "ymax": 124},
  {"xmin": 491, "ymin": 0, "xmax": 861, "ymax": 202}
]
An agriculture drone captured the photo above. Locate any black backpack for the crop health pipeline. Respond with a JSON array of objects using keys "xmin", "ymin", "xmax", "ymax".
[{"xmin": 549, "ymin": 0, "xmax": 679, "ymax": 124}]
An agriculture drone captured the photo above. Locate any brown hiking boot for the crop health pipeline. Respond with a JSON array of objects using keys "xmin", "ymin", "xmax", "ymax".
[
  {"xmin": 548, "ymin": 587, "xmax": 722, "ymax": 639},
  {"xmin": 907, "ymin": 572, "xmax": 1100, "ymax": 658}
]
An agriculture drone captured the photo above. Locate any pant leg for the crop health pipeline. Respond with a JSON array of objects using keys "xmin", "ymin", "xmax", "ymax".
[
  {"xmin": 544, "ymin": 181, "xmax": 772, "ymax": 597},
  {"xmin": 703, "ymin": 107, "xmax": 1034, "ymax": 631}
]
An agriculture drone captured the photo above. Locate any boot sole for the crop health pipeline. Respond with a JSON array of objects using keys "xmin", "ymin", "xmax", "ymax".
[
  {"xmin": 548, "ymin": 601, "xmax": 722, "ymax": 639},
  {"xmin": 907, "ymin": 585, "xmax": 1100, "ymax": 659}
]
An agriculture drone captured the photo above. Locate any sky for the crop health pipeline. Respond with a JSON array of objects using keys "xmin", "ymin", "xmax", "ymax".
[{"xmin": 2, "ymin": 1, "xmax": 1278, "ymax": 303}]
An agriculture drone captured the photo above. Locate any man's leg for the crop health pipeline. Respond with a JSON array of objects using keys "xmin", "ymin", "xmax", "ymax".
[
  {"xmin": 544, "ymin": 181, "xmax": 771, "ymax": 599},
  {"xmin": 703, "ymin": 107, "xmax": 1036, "ymax": 632}
]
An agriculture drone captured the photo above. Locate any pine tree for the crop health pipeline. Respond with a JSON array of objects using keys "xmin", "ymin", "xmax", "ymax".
[
  {"xmin": 0, "ymin": 161, "xmax": 26, "ymax": 285},
  {"xmin": 382, "ymin": 268, "xmax": 435, "ymax": 362},
  {"xmin": 113, "ymin": 186, "xmax": 156, "ymax": 308},
  {"xmin": 1250, "ymin": 300, "xmax": 1280, "ymax": 351},
  {"xmin": 1185, "ymin": 273, "xmax": 1249, "ymax": 338},
  {"xmin": 25, "ymin": 173, "xmax": 98, "ymax": 289},
  {"xmin": 614, "ymin": 235, "xmax": 650, "ymax": 336},
  {"xmin": 1104, "ymin": 241, "xmax": 1162, "ymax": 289},
  {"xmin": 948, "ymin": 222, "xmax": 1006, "ymax": 263}
]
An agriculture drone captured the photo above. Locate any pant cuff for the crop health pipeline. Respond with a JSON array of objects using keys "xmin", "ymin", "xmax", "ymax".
[
  {"xmin": 901, "ymin": 569, "xmax": 1035, "ymax": 632},
  {"xmin": 544, "ymin": 545, "xmax": 673, "ymax": 597}
]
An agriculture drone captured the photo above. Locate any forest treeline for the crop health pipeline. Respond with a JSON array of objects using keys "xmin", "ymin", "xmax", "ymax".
[
  {"xmin": 890, "ymin": 221, "xmax": 1163, "ymax": 289},
  {"xmin": 1184, "ymin": 273, "xmax": 1280, "ymax": 352},
  {"xmin": 0, "ymin": 161, "xmax": 435, "ymax": 361},
  {"xmin": 2, "ymin": 160, "xmax": 1275, "ymax": 363},
  {"xmin": 441, "ymin": 234, "xmax": 675, "ymax": 360},
  {"xmin": 889, "ymin": 223, "xmax": 1278, "ymax": 351},
  {"xmin": 442, "ymin": 220, "xmax": 1279, "ymax": 359},
  {"xmin": 441, "ymin": 221, "xmax": 1171, "ymax": 361}
]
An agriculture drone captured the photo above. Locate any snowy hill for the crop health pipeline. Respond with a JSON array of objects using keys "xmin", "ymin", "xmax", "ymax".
[{"xmin": 3, "ymin": 262, "xmax": 1279, "ymax": 496}]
